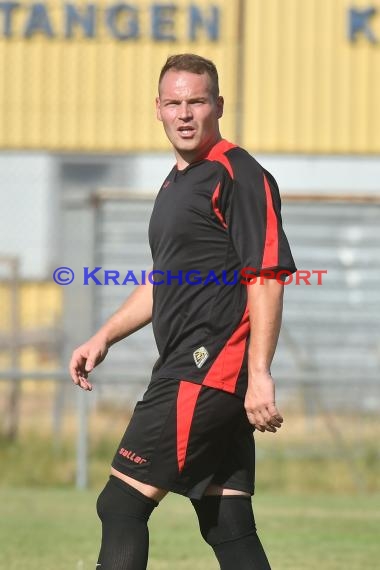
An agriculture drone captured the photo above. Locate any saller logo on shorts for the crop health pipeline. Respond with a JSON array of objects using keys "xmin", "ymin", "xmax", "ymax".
[{"xmin": 193, "ymin": 346, "xmax": 209, "ymax": 368}]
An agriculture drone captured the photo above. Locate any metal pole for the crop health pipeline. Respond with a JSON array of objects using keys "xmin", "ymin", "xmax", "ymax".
[
  {"xmin": 235, "ymin": 0, "xmax": 246, "ymax": 145},
  {"xmin": 61, "ymin": 189, "xmax": 97, "ymax": 489},
  {"xmin": 6, "ymin": 257, "xmax": 21, "ymax": 440},
  {"xmin": 76, "ymin": 389, "xmax": 88, "ymax": 489}
]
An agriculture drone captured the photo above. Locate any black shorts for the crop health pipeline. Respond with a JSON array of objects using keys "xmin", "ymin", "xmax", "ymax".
[{"xmin": 111, "ymin": 377, "xmax": 255, "ymax": 500}]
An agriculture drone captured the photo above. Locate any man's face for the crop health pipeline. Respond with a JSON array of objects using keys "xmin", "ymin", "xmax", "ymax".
[{"xmin": 156, "ymin": 70, "xmax": 224, "ymax": 164}]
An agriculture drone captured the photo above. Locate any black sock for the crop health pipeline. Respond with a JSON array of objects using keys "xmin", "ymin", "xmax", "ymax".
[
  {"xmin": 191, "ymin": 495, "xmax": 271, "ymax": 570},
  {"xmin": 96, "ymin": 475, "xmax": 158, "ymax": 570}
]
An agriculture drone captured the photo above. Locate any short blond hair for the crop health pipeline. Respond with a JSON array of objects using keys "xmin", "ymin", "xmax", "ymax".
[{"xmin": 158, "ymin": 53, "xmax": 219, "ymax": 100}]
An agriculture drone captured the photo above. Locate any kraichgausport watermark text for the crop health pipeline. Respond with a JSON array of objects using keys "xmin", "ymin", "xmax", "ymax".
[{"xmin": 53, "ymin": 267, "xmax": 327, "ymax": 286}]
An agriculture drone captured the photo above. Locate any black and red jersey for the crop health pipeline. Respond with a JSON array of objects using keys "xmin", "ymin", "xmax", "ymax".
[{"xmin": 148, "ymin": 139, "xmax": 296, "ymax": 398}]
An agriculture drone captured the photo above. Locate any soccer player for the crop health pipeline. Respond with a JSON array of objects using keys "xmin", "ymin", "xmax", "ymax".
[{"xmin": 70, "ymin": 53, "xmax": 296, "ymax": 570}]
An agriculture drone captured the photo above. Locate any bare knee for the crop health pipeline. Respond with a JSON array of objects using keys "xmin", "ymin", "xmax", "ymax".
[
  {"xmin": 110, "ymin": 467, "xmax": 167, "ymax": 502},
  {"xmin": 204, "ymin": 484, "xmax": 251, "ymax": 497}
]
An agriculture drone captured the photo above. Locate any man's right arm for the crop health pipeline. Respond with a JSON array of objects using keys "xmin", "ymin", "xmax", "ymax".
[{"xmin": 69, "ymin": 279, "xmax": 153, "ymax": 391}]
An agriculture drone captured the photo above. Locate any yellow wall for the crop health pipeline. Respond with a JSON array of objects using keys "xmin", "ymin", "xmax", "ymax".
[
  {"xmin": 244, "ymin": 0, "xmax": 380, "ymax": 153},
  {"xmin": 0, "ymin": 0, "xmax": 238, "ymax": 150},
  {"xmin": 1, "ymin": 0, "xmax": 379, "ymax": 153},
  {"xmin": 0, "ymin": 282, "xmax": 62, "ymax": 372}
]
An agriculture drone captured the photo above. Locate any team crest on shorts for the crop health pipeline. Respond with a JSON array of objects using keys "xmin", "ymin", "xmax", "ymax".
[{"xmin": 193, "ymin": 346, "xmax": 209, "ymax": 368}]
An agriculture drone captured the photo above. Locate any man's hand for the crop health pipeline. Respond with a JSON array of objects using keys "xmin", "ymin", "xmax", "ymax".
[
  {"xmin": 244, "ymin": 371, "xmax": 283, "ymax": 433},
  {"xmin": 68, "ymin": 280, "xmax": 153, "ymax": 391},
  {"xmin": 69, "ymin": 333, "xmax": 109, "ymax": 391}
]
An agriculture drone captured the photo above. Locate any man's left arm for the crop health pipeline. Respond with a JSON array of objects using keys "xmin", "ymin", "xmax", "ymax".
[{"xmin": 245, "ymin": 278, "xmax": 284, "ymax": 433}]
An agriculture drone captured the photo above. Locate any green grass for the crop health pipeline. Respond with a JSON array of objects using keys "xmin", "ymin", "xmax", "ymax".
[
  {"xmin": 1, "ymin": 432, "xmax": 379, "ymax": 493},
  {"xmin": 0, "ymin": 488, "xmax": 379, "ymax": 570},
  {"xmin": 1, "ymin": 416, "xmax": 379, "ymax": 568}
]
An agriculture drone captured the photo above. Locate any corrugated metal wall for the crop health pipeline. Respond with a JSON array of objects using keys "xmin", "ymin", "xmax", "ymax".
[
  {"xmin": 0, "ymin": 0, "xmax": 238, "ymax": 150},
  {"xmin": 1, "ymin": 0, "xmax": 379, "ymax": 152},
  {"xmin": 244, "ymin": 0, "xmax": 380, "ymax": 153},
  {"xmin": 90, "ymin": 194, "xmax": 380, "ymax": 405},
  {"xmin": 93, "ymin": 195, "xmax": 157, "ymax": 400}
]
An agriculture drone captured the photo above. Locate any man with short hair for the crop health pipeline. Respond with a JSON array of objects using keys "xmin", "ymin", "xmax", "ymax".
[{"xmin": 70, "ymin": 53, "xmax": 296, "ymax": 570}]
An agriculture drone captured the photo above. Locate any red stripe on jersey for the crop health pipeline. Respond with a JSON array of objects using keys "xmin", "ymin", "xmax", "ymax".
[
  {"xmin": 206, "ymin": 139, "xmax": 237, "ymax": 179},
  {"xmin": 262, "ymin": 174, "xmax": 279, "ymax": 268},
  {"xmin": 212, "ymin": 182, "xmax": 227, "ymax": 228},
  {"xmin": 202, "ymin": 307, "xmax": 250, "ymax": 394},
  {"xmin": 176, "ymin": 381, "xmax": 202, "ymax": 473}
]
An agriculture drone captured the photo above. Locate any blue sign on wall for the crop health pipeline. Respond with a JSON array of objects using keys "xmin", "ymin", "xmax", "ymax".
[
  {"xmin": 0, "ymin": 2, "xmax": 220, "ymax": 41},
  {"xmin": 348, "ymin": 7, "xmax": 378, "ymax": 43}
]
